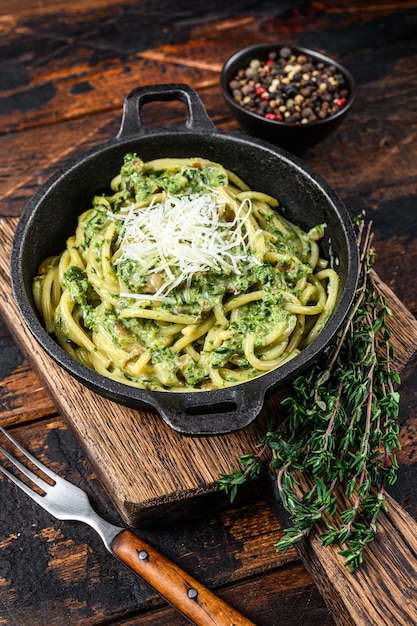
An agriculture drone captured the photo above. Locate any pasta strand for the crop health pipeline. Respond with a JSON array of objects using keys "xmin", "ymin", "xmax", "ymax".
[{"xmin": 32, "ymin": 155, "xmax": 340, "ymax": 392}]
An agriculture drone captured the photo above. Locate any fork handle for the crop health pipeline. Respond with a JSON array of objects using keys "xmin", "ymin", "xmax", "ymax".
[{"xmin": 112, "ymin": 529, "xmax": 256, "ymax": 626}]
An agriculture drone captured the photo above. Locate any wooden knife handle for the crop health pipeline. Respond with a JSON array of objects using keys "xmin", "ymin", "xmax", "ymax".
[{"xmin": 112, "ymin": 529, "xmax": 256, "ymax": 626}]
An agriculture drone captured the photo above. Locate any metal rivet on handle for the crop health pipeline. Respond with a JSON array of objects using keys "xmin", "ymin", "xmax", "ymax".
[
  {"xmin": 138, "ymin": 550, "xmax": 148, "ymax": 561},
  {"xmin": 188, "ymin": 588, "xmax": 198, "ymax": 600}
]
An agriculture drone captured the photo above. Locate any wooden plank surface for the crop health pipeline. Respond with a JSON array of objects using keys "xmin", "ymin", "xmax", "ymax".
[
  {"xmin": 269, "ymin": 480, "xmax": 417, "ymax": 626},
  {"xmin": 266, "ymin": 277, "xmax": 417, "ymax": 625},
  {"xmin": 0, "ymin": 416, "xmax": 322, "ymax": 626},
  {"xmin": 3, "ymin": 208, "xmax": 417, "ymax": 625},
  {"xmin": 264, "ymin": 274, "xmax": 417, "ymax": 626},
  {"xmin": 0, "ymin": 216, "xmax": 275, "ymax": 526},
  {"xmin": 2, "ymin": 208, "xmax": 417, "ymax": 530},
  {"xmin": 2, "ymin": 1, "xmax": 417, "ymax": 625}
]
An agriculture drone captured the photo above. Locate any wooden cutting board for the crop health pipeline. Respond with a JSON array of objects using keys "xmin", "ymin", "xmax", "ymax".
[
  {"xmin": 0, "ymin": 216, "xmax": 279, "ymax": 526},
  {"xmin": 2, "ymin": 216, "xmax": 417, "ymax": 527},
  {"xmin": 3, "ymin": 214, "xmax": 417, "ymax": 625}
]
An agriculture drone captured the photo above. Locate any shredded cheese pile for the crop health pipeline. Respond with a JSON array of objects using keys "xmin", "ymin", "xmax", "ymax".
[{"xmin": 113, "ymin": 191, "xmax": 260, "ymax": 300}]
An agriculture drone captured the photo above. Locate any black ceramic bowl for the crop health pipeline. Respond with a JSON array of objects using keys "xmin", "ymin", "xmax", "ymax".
[
  {"xmin": 10, "ymin": 84, "xmax": 359, "ymax": 436},
  {"xmin": 220, "ymin": 43, "xmax": 356, "ymax": 153}
]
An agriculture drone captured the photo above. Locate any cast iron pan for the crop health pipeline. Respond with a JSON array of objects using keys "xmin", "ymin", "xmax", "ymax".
[{"xmin": 10, "ymin": 84, "xmax": 359, "ymax": 436}]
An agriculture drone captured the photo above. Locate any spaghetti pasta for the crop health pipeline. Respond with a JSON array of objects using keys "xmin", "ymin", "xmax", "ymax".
[{"xmin": 32, "ymin": 154, "xmax": 339, "ymax": 391}]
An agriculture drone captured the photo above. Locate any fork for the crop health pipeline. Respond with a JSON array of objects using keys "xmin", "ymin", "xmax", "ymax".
[{"xmin": 0, "ymin": 425, "xmax": 255, "ymax": 626}]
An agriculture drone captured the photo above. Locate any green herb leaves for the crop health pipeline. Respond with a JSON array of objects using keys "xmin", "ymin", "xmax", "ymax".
[{"xmin": 218, "ymin": 218, "xmax": 401, "ymax": 572}]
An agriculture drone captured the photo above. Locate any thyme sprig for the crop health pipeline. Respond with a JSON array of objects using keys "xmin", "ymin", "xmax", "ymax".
[{"xmin": 218, "ymin": 217, "xmax": 401, "ymax": 572}]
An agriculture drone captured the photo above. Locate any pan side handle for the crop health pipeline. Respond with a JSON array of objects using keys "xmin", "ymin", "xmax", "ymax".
[
  {"xmin": 116, "ymin": 83, "xmax": 216, "ymax": 139},
  {"xmin": 152, "ymin": 382, "xmax": 267, "ymax": 436}
]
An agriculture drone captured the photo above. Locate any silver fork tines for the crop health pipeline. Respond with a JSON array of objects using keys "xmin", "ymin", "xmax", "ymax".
[
  {"xmin": 0, "ymin": 428, "xmax": 57, "ymax": 496},
  {"xmin": 0, "ymin": 425, "xmax": 122, "ymax": 549},
  {"xmin": 0, "ymin": 426, "xmax": 257, "ymax": 625}
]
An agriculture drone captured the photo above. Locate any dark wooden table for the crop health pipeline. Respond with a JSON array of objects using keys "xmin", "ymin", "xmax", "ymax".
[{"xmin": 1, "ymin": 1, "xmax": 417, "ymax": 624}]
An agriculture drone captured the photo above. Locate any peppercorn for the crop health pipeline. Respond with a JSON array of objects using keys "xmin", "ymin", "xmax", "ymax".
[{"xmin": 228, "ymin": 46, "xmax": 350, "ymax": 125}]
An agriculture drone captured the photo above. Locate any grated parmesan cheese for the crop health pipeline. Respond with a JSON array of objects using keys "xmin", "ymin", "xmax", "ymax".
[{"xmin": 112, "ymin": 191, "xmax": 261, "ymax": 300}]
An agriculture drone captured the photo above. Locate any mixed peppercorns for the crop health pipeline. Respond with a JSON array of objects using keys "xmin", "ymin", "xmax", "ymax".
[{"xmin": 228, "ymin": 47, "xmax": 350, "ymax": 124}]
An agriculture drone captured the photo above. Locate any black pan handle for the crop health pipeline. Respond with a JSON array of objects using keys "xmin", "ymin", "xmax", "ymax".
[
  {"xmin": 152, "ymin": 382, "xmax": 267, "ymax": 436},
  {"xmin": 116, "ymin": 83, "xmax": 216, "ymax": 138}
]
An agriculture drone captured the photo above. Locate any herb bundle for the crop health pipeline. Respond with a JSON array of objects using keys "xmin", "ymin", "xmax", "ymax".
[{"xmin": 218, "ymin": 217, "xmax": 401, "ymax": 572}]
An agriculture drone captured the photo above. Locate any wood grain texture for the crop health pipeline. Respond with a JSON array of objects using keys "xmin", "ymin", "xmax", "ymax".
[
  {"xmin": 269, "ymin": 481, "xmax": 417, "ymax": 626},
  {"xmin": 2, "ymin": 4, "xmax": 417, "ymax": 311},
  {"xmin": 0, "ymin": 216, "xmax": 275, "ymax": 526},
  {"xmin": 112, "ymin": 529, "xmax": 257, "ymax": 625},
  {"xmin": 2, "ymin": 213, "xmax": 417, "ymax": 531},
  {"xmin": 1, "ymin": 1, "xmax": 417, "ymax": 624},
  {"xmin": 2, "ymin": 205, "xmax": 417, "ymax": 626},
  {"xmin": 115, "ymin": 563, "xmax": 333, "ymax": 626},
  {"xmin": 0, "ymin": 420, "xmax": 325, "ymax": 626}
]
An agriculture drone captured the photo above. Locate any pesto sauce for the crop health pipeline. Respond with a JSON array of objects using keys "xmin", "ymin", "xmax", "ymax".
[
  {"xmin": 81, "ymin": 205, "xmax": 109, "ymax": 248},
  {"xmin": 55, "ymin": 153, "xmax": 328, "ymax": 390},
  {"xmin": 120, "ymin": 153, "xmax": 228, "ymax": 202}
]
